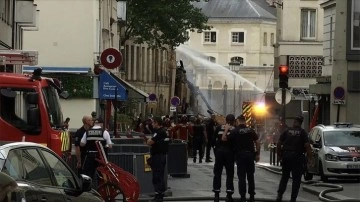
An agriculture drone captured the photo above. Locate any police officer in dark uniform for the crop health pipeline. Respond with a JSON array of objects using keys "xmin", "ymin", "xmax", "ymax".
[
  {"xmin": 80, "ymin": 118, "xmax": 112, "ymax": 186},
  {"xmin": 212, "ymin": 114, "xmax": 236, "ymax": 202},
  {"xmin": 276, "ymin": 116, "xmax": 312, "ymax": 202},
  {"xmin": 146, "ymin": 116, "xmax": 169, "ymax": 202},
  {"xmin": 226, "ymin": 115, "xmax": 260, "ymax": 202},
  {"xmin": 205, "ymin": 115, "xmax": 216, "ymax": 162}
]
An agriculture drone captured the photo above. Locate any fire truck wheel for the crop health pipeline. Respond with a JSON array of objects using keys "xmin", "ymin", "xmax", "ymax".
[{"xmin": 97, "ymin": 182, "xmax": 125, "ymax": 202}]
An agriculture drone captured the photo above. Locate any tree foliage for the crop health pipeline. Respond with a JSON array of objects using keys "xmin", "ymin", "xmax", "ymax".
[{"xmin": 123, "ymin": 0, "xmax": 210, "ymax": 49}]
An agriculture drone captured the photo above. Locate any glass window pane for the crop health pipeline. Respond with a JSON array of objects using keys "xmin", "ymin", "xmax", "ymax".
[
  {"xmin": 204, "ymin": 32, "xmax": 210, "ymax": 42},
  {"xmin": 22, "ymin": 149, "xmax": 52, "ymax": 186},
  {"xmin": 232, "ymin": 32, "xmax": 238, "ymax": 42},
  {"xmin": 40, "ymin": 149, "xmax": 77, "ymax": 189},
  {"xmin": 352, "ymin": 0, "xmax": 360, "ymax": 49},
  {"xmin": 301, "ymin": 10, "xmax": 308, "ymax": 38},
  {"xmin": 3, "ymin": 150, "xmax": 23, "ymax": 180},
  {"xmin": 310, "ymin": 10, "xmax": 316, "ymax": 37},
  {"xmin": 211, "ymin": 32, "xmax": 216, "ymax": 42},
  {"xmin": 239, "ymin": 32, "xmax": 244, "ymax": 42}
]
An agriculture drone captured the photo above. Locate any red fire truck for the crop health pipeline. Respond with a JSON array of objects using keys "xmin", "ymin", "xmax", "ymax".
[{"xmin": 0, "ymin": 50, "xmax": 71, "ymax": 157}]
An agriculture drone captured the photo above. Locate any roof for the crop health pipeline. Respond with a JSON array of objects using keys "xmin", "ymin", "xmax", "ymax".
[
  {"xmin": 316, "ymin": 123, "xmax": 360, "ymax": 132},
  {"xmin": 192, "ymin": 0, "xmax": 276, "ymax": 20},
  {"xmin": 23, "ymin": 66, "xmax": 91, "ymax": 74}
]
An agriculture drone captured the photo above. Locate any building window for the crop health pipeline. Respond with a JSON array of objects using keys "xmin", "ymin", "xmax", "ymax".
[
  {"xmin": 263, "ymin": 32, "xmax": 267, "ymax": 46},
  {"xmin": 270, "ymin": 33, "xmax": 275, "ymax": 45},
  {"xmin": 351, "ymin": 0, "xmax": 360, "ymax": 50},
  {"xmin": 208, "ymin": 56, "xmax": 216, "ymax": 63},
  {"xmin": 204, "ymin": 31, "xmax": 216, "ymax": 43},
  {"xmin": 347, "ymin": 0, "xmax": 360, "ymax": 60},
  {"xmin": 231, "ymin": 32, "xmax": 244, "ymax": 44},
  {"xmin": 301, "ymin": 9, "xmax": 316, "ymax": 40},
  {"xmin": 230, "ymin": 57, "xmax": 244, "ymax": 66}
]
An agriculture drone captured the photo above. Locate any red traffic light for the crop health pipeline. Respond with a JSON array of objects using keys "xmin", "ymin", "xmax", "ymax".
[
  {"xmin": 279, "ymin": 65, "xmax": 289, "ymax": 75},
  {"xmin": 279, "ymin": 65, "xmax": 289, "ymax": 88}
]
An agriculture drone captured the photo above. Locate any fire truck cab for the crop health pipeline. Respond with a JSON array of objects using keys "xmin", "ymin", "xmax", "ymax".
[{"xmin": 0, "ymin": 50, "xmax": 70, "ymax": 157}]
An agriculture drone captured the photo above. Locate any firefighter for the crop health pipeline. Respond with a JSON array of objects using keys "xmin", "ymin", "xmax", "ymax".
[
  {"xmin": 191, "ymin": 117, "xmax": 206, "ymax": 163},
  {"xmin": 170, "ymin": 115, "xmax": 193, "ymax": 156},
  {"xmin": 276, "ymin": 116, "xmax": 312, "ymax": 202},
  {"xmin": 226, "ymin": 115, "xmax": 260, "ymax": 202},
  {"xmin": 212, "ymin": 114, "xmax": 236, "ymax": 202},
  {"xmin": 205, "ymin": 115, "xmax": 216, "ymax": 162},
  {"xmin": 146, "ymin": 116, "xmax": 169, "ymax": 202},
  {"xmin": 80, "ymin": 118, "xmax": 113, "ymax": 187}
]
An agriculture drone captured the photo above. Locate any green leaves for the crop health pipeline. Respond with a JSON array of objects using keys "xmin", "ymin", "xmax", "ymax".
[
  {"xmin": 124, "ymin": 0, "xmax": 210, "ymax": 49},
  {"xmin": 46, "ymin": 74, "xmax": 93, "ymax": 99}
]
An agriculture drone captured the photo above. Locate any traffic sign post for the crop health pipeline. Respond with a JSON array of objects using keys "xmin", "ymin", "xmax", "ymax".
[
  {"xmin": 275, "ymin": 87, "xmax": 291, "ymax": 125},
  {"xmin": 170, "ymin": 96, "xmax": 180, "ymax": 106},
  {"xmin": 100, "ymin": 48, "xmax": 123, "ymax": 69},
  {"xmin": 170, "ymin": 96, "xmax": 180, "ymax": 123},
  {"xmin": 333, "ymin": 86, "xmax": 346, "ymax": 122}
]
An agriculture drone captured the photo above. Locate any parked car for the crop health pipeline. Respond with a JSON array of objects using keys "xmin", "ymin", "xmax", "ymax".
[
  {"xmin": 304, "ymin": 123, "xmax": 360, "ymax": 181},
  {"xmin": 0, "ymin": 142, "xmax": 103, "ymax": 202}
]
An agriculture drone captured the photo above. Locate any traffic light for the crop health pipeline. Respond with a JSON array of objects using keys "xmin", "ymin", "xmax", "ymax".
[{"xmin": 279, "ymin": 65, "xmax": 289, "ymax": 88}]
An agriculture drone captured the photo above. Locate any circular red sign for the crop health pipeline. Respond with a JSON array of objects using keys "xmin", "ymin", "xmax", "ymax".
[{"xmin": 100, "ymin": 48, "xmax": 122, "ymax": 69}]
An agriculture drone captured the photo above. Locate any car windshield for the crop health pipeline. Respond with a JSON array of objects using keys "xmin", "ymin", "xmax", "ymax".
[
  {"xmin": 42, "ymin": 85, "xmax": 63, "ymax": 129},
  {"xmin": 324, "ymin": 130, "xmax": 360, "ymax": 146}
]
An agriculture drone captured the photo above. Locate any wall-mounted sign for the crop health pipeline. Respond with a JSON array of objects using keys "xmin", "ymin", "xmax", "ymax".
[
  {"xmin": 98, "ymin": 71, "xmax": 127, "ymax": 100},
  {"xmin": 100, "ymin": 48, "xmax": 122, "ymax": 69}
]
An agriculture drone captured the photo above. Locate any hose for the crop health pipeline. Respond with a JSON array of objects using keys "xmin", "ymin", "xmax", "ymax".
[
  {"xmin": 256, "ymin": 164, "xmax": 360, "ymax": 202},
  {"xmin": 138, "ymin": 196, "xmax": 314, "ymax": 201}
]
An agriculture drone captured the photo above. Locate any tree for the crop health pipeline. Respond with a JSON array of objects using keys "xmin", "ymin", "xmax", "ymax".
[{"xmin": 122, "ymin": 0, "xmax": 210, "ymax": 49}]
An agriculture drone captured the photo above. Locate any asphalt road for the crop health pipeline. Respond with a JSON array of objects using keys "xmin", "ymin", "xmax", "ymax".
[
  {"xmin": 166, "ymin": 155, "xmax": 320, "ymax": 201},
  {"xmin": 259, "ymin": 149, "xmax": 360, "ymax": 200}
]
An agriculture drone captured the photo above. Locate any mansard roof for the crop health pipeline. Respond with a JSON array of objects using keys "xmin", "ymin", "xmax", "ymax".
[{"xmin": 192, "ymin": 0, "xmax": 276, "ymax": 21}]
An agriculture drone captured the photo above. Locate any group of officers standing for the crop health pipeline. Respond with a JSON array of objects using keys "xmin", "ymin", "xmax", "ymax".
[
  {"xmin": 71, "ymin": 111, "xmax": 312, "ymax": 202},
  {"xmin": 211, "ymin": 114, "xmax": 312, "ymax": 202}
]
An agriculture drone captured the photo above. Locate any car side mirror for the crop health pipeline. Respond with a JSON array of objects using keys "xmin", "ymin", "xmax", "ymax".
[{"xmin": 80, "ymin": 174, "xmax": 92, "ymax": 192}]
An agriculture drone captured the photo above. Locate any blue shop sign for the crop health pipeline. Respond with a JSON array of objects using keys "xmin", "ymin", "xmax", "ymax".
[{"xmin": 99, "ymin": 71, "xmax": 128, "ymax": 100}]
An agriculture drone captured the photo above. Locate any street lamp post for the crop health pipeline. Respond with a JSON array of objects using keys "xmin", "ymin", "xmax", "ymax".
[
  {"xmin": 229, "ymin": 62, "xmax": 241, "ymax": 115},
  {"xmin": 223, "ymin": 81, "xmax": 228, "ymax": 115},
  {"xmin": 239, "ymin": 82, "xmax": 243, "ymax": 114},
  {"xmin": 208, "ymin": 80, "xmax": 212, "ymax": 106}
]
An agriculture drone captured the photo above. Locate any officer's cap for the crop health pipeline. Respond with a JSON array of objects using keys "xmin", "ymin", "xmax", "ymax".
[{"xmin": 294, "ymin": 115, "xmax": 304, "ymax": 123}]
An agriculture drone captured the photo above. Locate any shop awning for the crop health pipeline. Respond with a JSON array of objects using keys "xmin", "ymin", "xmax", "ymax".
[
  {"xmin": 23, "ymin": 66, "xmax": 91, "ymax": 74},
  {"xmin": 99, "ymin": 71, "xmax": 128, "ymax": 101},
  {"xmin": 109, "ymin": 72, "xmax": 149, "ymax": 102}
]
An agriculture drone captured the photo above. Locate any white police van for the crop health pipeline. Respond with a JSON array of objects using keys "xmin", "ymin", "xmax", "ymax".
[{"xmin": 304, "ymin": 123, "xmax": 360, "ymax": 181}]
